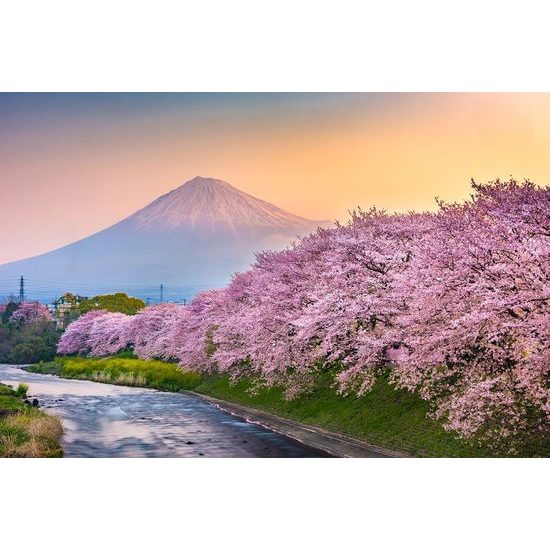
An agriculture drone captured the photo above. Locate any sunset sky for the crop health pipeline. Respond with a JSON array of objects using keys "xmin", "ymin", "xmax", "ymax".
[{"xmin": 1, "ymin": 92, "xmax": 550, "ymax": 264}]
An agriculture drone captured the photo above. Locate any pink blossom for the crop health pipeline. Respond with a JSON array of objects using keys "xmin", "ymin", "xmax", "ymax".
[
  {"xmin": 57, "ymin": 310, "xmax": 118, "ymax": 355},
  {"xmin": 10, "ymin": 301, "xmax": 53, "ymax": 324},
  {"xmin": 125, "ymin": 303, "xmax": 188, "ymax": 360}
]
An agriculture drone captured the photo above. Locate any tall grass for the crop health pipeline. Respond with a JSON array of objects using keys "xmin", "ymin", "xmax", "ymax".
[
  {"xmin": 33, "ymin": 356, "xmax": 201, "ymax": 392},
  {"xmin": 0, "ymin": 383, "xmax": 63, "ymax": 458},
  {"xmin": 15, "ymin": 383, "xmax": 28, "ymax": 398}
]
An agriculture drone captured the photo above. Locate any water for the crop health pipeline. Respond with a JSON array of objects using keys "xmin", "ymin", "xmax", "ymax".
[{"xmin": 0, "ymin": 364, "xmax": 328, "ymax": 458}]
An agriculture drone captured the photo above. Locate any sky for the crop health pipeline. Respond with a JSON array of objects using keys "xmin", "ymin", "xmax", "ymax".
[{"xmin": 1, "ymin": 92, "xmax": 550, "ymax": 264}]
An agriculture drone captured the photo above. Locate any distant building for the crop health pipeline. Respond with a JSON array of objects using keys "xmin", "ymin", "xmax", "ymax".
[{"xmin": 51, "ymin": 293, "xmax": 88, "ymax": 329}]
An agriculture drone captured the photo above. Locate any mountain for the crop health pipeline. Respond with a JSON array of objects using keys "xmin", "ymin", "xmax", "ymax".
[
  {"xmin": 130, "ymin": 176, "xmax": 318, "ymax": 233},
  {"xmin": 0, "ymin": 177, "xmax": 328, "ymax": 300}
]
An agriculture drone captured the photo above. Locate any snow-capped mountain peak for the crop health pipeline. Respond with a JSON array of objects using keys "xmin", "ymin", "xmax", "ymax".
[{"xmin": 128, "ymin": 176, "xmax": 321, "ymax": 232}]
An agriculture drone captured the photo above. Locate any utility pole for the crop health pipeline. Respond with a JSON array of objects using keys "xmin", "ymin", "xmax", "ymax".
[
  {"xmin": 160, "ymin": 284, "xmax": 164, "ymax": 303},
  {"xmin": 19, "ymin": 276, "xmax": 25, "ymax": 303}
]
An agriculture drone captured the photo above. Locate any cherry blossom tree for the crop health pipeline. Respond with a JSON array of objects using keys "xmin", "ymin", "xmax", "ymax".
[
  {"xmin": 167, "ymin": 290, "xmax": 230, "ymax": 371},
  {"xmin": 58, "ymin": 310, "xmax": 116, "ymax": 355},
  {"xmin": 125, "ymin": 303, "xmax": 188, "ymax": 360},
  {"xmin": 388, "ymin": 180, "xmax": 549, "ymax": 449},
  {"xmin": 86, "ymin": 311, "xmax": 132, "ymax": 356},
  {"xmin": 10, "ymin": 301, "xmax": 53, "ymax": 324}
]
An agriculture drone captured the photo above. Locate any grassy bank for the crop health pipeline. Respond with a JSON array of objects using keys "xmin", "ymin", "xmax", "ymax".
[
  {"xmin": 30, "ymin": 355, "xmax": 502, "ymax": 457},
  {"xmin": 193, "ymin": 374, "xmax": 495, "ymax": 457},
  {"xmin": 0, "ymin": 383, "xmax": 63, "ymax": 458},
  {"xmin": 31, "ymin": 355, "xmax": 201, "ymax": 392}
]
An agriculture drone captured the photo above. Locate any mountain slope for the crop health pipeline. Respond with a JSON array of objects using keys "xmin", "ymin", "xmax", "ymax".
[
  {"xmin": 129, "ymin": 176, "xmax": 316, "ymax": 233},
  {"xmin": 0, "ymin": 177, "xmax": 328, "ymax": 297}
]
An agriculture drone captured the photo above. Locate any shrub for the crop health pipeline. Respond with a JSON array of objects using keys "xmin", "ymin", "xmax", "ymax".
[{"xmin": 15, "ymin": 383, "xmax": 28, "ymax": 398}]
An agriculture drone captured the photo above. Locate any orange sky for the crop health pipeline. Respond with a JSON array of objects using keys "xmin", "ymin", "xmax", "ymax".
[{"xmin": 1, "ymin": 93, "xmax": 550, "ymax": 264}]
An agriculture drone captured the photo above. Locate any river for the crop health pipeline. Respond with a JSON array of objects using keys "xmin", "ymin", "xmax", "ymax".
[{"xmin": 0, "ymin": 364, "xmax": 329, "ymax": 458}]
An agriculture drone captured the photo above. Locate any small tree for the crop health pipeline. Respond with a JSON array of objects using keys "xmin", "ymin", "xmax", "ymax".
[{"xmin": 77, "ymin": 293, "xmax": 145, "ymax": 316}]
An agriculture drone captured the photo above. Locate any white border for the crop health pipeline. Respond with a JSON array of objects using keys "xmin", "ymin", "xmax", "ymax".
[
  {"xmin": 2, "ymin": 1, "xmax": 550, "ymax": 91},
  {"xmin": 1, "ymin": 458, "xmax": 548, "ymax": 549},
  {"xmin": 1, "ymin": 1, "xmax": 548, "ymax": 548}
]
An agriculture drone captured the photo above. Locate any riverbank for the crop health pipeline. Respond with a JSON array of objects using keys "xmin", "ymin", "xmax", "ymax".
[
  {"xmin": 0, "ymin": 382, "xmax": 63, "ymax": 457},
  {"xmin": 189, "ymin": 391, "xmax": 403, "ymax": 457},
  {"xmin": 30, "ymin": 355, "xmax": 201, "ymax": 391},
  {"xmin": 1, "ymin": 364, "xmax": 327, "ymax": 457},
  {"xmin": 193, "ymin": 374, "xmax": 492, "ymax": 457},
  {"xmin": 30, "ymin": 355, "xmax": 503, "ymax": 457}
]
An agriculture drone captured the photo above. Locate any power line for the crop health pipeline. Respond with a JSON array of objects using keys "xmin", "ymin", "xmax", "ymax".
[
  {"xmin": 1, "ymin": 275, "xmax": 221, "ymax": 306},
  {"xmin": 0, "ymin": 277, "xmax": 220, "ymax": 288}
]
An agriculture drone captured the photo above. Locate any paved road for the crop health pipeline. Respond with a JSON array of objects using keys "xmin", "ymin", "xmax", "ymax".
[{"xmin": 0, "ymin": 364, "xmax": 329, "ymax": 458}]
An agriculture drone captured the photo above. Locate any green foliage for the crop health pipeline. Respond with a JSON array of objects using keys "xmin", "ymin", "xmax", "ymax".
[
  {"xmin": 0, "ymin": 383, "xmax": 63, "ymax": 458},
  {"xmin": 1, "ymin": 302, "xmax": 19, "ymax": 324},
  {"xmin": 114, "ymin": 350, "xmax": 139, "ymax": 359},
  {"xmin": 0, "ymin": 383, "xmax": 15, "ymax": 396},
  {"xmin": 15, "ymin": 383, "xmax": 28, "ymax": 398},
  {"xmin": 0, "ymin": 316, "xmax": 59, "ymax": 364},
  {"xmin": 0, "ymin": 384, "xmax": 27, "ymax": 410},
  {"xmin": 33, "ymin": 356, "xmax": 201, "ymax": 392},
  {"xmin": 192, "ymin": 373, "xmax": 499, "ymax": 457},
  {"xmin": 77, "ymin": 293, "xmax": 145, "ymax": 315}
]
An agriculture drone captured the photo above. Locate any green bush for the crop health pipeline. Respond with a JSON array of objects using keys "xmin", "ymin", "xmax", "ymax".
[
  {"xmin": 15, "ymin": 383, "xmax": 28, "ymax": 398},
  {"xmin": 77, "ymin": 293, "xmax": 145, "ymax": 315},
  {"xmin": 0, "ymin": 383, "xmax": 16, "ymax": 396},
  {"xmin": 0, "ymin": 316, "xmax": 59, "ymax": 364}
]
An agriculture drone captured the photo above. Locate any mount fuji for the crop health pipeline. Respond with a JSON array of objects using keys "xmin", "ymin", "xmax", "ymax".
[{"xmin": 0, "ymin": 177, "xmax": 328, "ymax": 298}]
